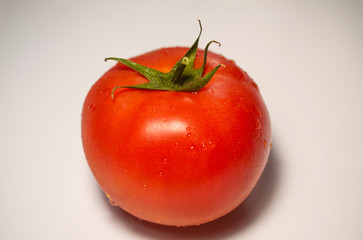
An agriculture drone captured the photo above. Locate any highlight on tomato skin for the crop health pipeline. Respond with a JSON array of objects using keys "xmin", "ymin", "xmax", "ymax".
[{"xmin": 81, "ymin": 22, "xmax": 271, "ymax": 227}]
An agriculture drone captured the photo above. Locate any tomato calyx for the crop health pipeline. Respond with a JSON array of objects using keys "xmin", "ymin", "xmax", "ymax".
[{"xmin": 105, "ymin": 20, "xmax": 223, "ymax": 99}]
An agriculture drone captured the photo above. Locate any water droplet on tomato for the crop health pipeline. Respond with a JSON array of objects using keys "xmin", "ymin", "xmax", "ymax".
[
  {"xmin": 143, "ymin": 184, "xmax": 147, "ymax": 189},
  {"xmin": 233, "ymin": 99, "xmax": 241, "ymax": 108},
  {"xmin": 252, "ymin": 81, "xmax": 259, "ymax": 91},
  {"xmin": 255, "ymin": 120, "xmax": 261, "ymax": 130},
  {"xmin": 186, "ymin": 132, "xmax": 192, "ymax": 137},
  {"xmin": 263, "ymin": 140, "xmax": 268, "ymax": 147},
  {"xmin": 163, "ymin": 158, "xmax": 168, "ymax": 164},
  {"xmin": 201, "ymin": 142, "xmax": 207, "ymax": 151},
  {"xmin": 106, "ymin": 193, "xmax": 118, "ymax": 206},
  {"xmin": 163, "ymin": 48, "xmax": 170, "ymax": 55},
  {"xmin": 175, "ymin": 142, "xmax": 180, "ymax": 147},
  {"xmin": 254, "ymin": 106, "xmax": 262, "ymax": 117},
  {"xmin": 108, "ymin": 199, "xmax": 118, "ymax": 206},
  {"xmin": 159, "ymin": 172, "xmax": 163, "ymax": 177},
  {"xmin": 208, "ymin": 140, "xmax": 215, "ymax": 150},
  {"xmin": 189, "ymin": 145, "xmax": 197, "ymax": 154},
  {"xmin": 88, "ymin": 104, "xmax": 96, "ymax": 111},
  {"xmin": 201, "ymin": 140, "xmax": 215, "ymax": 151},
  {"xmin": 100, "ymin": 89, "xmax": 111, "ymax": 95},
  {"xmin": 186, "ymin": 127, "xmax": 191, "ymax": 131}
]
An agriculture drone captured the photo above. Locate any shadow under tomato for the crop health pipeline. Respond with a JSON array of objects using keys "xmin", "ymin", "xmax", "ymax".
[{"xmin": 99, "ymin": 143, "xmax": 281, "ymax": 239}]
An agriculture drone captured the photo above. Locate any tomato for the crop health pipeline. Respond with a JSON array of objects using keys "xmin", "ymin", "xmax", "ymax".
[{"xmin": 82, "ymin": 23, "xmax": 271, "ymax": 227}]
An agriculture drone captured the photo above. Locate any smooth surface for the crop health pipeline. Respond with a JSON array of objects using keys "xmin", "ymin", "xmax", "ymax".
[
  {"xmin": 1, "ymin": 0, "xmax": 362, "ymax": 239},
  {"xmin": 82, "ymin": 48, "xmax": 271, "ymax": 226}
]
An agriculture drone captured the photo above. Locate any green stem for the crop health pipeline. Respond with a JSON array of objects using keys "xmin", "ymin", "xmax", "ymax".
[
  {"xmin": 105, "ymin": 20, "xmax": 223, "ymax": 96},
  {"xmin": 171, "ymin": 57, "xmax": 190, "ymax": 86}
]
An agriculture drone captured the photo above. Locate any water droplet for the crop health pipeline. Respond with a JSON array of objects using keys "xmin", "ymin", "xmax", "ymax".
[
  {"xmin": 201, "ymin": 142, "xmax": 207, "ymax": 151},
  {"xmin": 254, "ymin": 106, "xmax": 262, "ymax": 117},
  {"xmin": 186, "ymin": 132, "xmax": 192, "ymax": 137},
  {"xmin": 159, "ymin": 172, "xmax": 163, "ymax": 177},
  {"xmin": 255, "ymin": 120, "xmax": 261, "ymax": 130},
  {"xmin": 143, "ymin": 184, "xmax": 147, "ymax": 189},
  {"xmin": 100, "ymin": 89, "xmax": 111, "ymax": 95},
  {"xmin": 163, "ymin": 48, "xmax": 170, "ymax": 55},
  {"xmin": 163, "ymin": 158, "xmax": 168, "ymax": 164},
  {"xmin": 200, "ymin": 141, "xmax": 215, "ymax": 151},
  {"xmin": 109, "ymin": 199, "xmax": 118, "ymax": 206},
  {"xmin": 191, "ymin": 91, "xmax": 198, "ymax": 95},
  {"xmin": 252, "ymin": 81, "xmax": 259, "ymax": 90},
  {"xmin": 106, "ymin": 193, "xmax": 118, "ymax": 206},
  {"xmin": 189, "ymin": 145, "xmax": 197, "ymax": 154},
  {"xmin": 263, "ymin": 140, "xmax": 268, "ymax": 147},
  {"xmin": 233, "ymin": 101, "xmax": 240, "ymax": 108},
  {"xmin": 175, "ymin": 142, "xmax": 180, "ymax": 147},
  {"xmin": 186, "ymin": 127, "xmax": 191, "ymax": 131},
  {"xmin": 88, "ymin": 104, "xmax": 96, "ymax": 111}
]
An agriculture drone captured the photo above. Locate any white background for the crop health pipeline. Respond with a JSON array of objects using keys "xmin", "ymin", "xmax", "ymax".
[{"xmin": 1, "ymin": 0, "xmax": 362, "ymax": 239}]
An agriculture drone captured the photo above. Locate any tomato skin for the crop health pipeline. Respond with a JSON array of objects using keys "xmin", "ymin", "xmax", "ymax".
[{"xmin": 82, "ymin": 47, "xmax": 271, "ymax": 226}]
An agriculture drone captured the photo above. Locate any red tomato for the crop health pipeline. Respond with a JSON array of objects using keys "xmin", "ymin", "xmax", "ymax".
[{"xmin": 82, "ymin": 27, "xmax": 271, "ymax": 226}]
